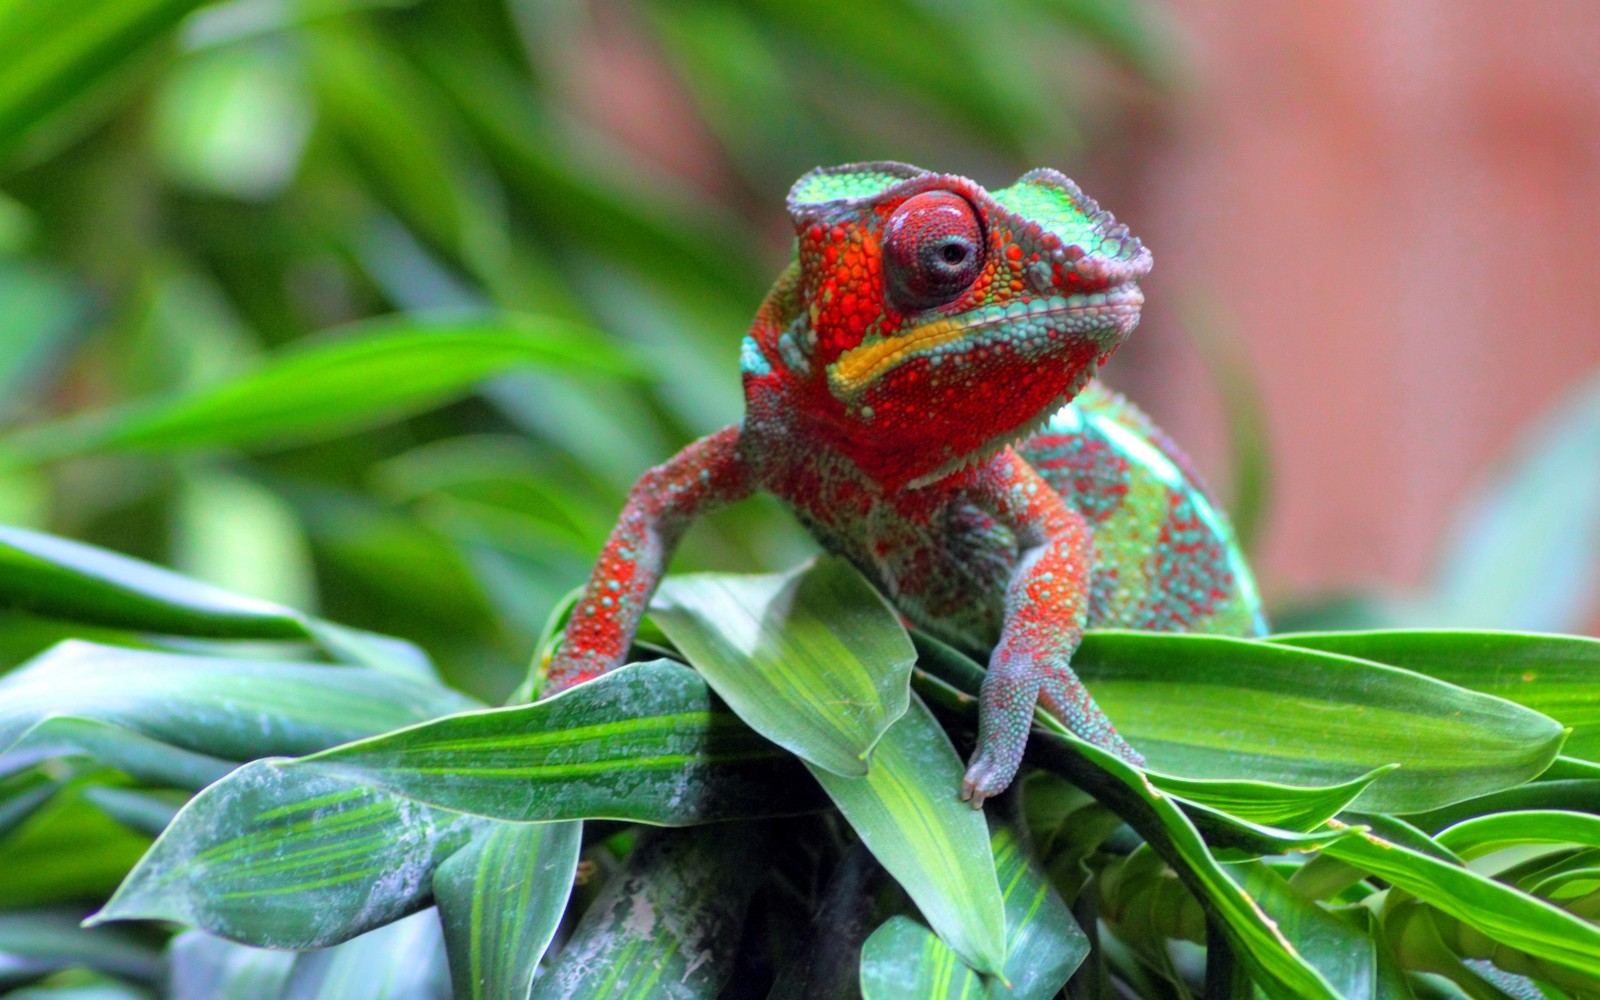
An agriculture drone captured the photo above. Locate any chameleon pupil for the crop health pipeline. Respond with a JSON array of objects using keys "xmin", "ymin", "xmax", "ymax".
[{"xmin": 940, "ymin": 242, "xmax": 967, "ymax": 264}]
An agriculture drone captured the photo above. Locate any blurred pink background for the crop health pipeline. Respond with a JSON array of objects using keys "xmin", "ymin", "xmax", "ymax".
[{"xmin": 561, "ymin": 0, "xmax": 1600, "ymax": 610}]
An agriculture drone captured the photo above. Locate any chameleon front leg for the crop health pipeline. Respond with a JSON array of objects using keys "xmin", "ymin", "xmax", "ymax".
[
  {"xmin": 544, "ymin": 425, "xmax": 754, "ymax": 695},
  {"xmin": 961, "ymin": 451, "xmax": 1144, "ymax": 806}
]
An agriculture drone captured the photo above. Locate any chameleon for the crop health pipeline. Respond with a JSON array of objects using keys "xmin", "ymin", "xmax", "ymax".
[{"xmin": 545, "ymin": 162, "xmax": 1265, "ymax": 805}]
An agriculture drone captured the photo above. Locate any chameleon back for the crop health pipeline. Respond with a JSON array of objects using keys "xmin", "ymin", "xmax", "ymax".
[{"xmin": 1017, "ymin": 382, "xmax": 1267, "ymax": 636}]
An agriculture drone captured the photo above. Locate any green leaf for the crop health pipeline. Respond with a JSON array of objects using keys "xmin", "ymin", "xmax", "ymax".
[
  {"xmin": 1023, "ymin": 730, "xmax": 1345, "ymax": 1000},
  {"xmin": 1271, "ymin": 630, "xmax": 1600, "ymax": 763},
  {"xmin": 1432, "ymin": 810, "xmax": 1600, "ymax": 862},
  {"xmin": 291, "ymin": 659, "xmax": 822, "ymax": 825},
  {"xmin": 1070, "ymin": 630, "xmax": 1564, "ymax": 811},
  {"xmin": 0, "ymin": 524, "xmax": 437, "ymax": 679},
  {"xmin": 1222, "ymin": 862, "xmax": 1388, "ymax": 999},
  {"xmin": 988, "ymin": 820, "xmax": 1088, "ymax": 998},
  {"xmin": 1401, "ymin": 780, "xmax": 1600, "ymax": 835},
  {"xmin": 907, "ymin": 643, "xmax": 1344, "ymax": 998},
  {"xmin": 433, "ymin": 820, "xmax": 581, "ymax": 1000},
  {"xmin": 0, "ymin": 0, "xmax": 210, "ymax": 163},
  {"xmin": 650, "ymin": 556, "xmax": 915, "ymax": 777},
  {"xmin": 807, "ymin": 693, "xmax": 1007, "ymax": 977},
  {"xmin": 0, "ymin": 641, "xmax": 477, "ymax": 764},
  {"xmin": 90, "ymin": 761, "xmax": 485, "ymax": 949},
  {"xmin": 82, "ymin": 785, "xmax": 185, "ymax": 837},
  {"xmin": 1149, "ymin": 766, "xmax": 1395, "ymax": 833},
  {"xmin": 532, "ymin": 825, "xmax": 761, "ymax": 999},
  {"xmin": 0, "ymin": 315, "xmax": 639, "ymax": 466},
  {"xmin": 167, "ymin": 931, "xmax": 297, "ymax": 1000},
  {"xmin": 858, "ymin": 916, "xmax": 984, "ymax": 999},
  {"xmin": 1323, "ymin": 823, "xmax": 1600, "ymax": 981},
  {"xmin": 854, "ymin": 819, "xmax": 1086, "ymax": 999},
  {"xmin": 8, "ymin": 716, "xmax": 233, "ymax": 790},
  {"xmin": 0, "ymin": 782, "xmax": 152, "ymax": 908},
  {"xmin": 0, "ymin": 909, "xmax": 163, "ymax": 985},
  {"xmin": 280, "ymin": 909, "xmax": 452, "ymax": 1000}
]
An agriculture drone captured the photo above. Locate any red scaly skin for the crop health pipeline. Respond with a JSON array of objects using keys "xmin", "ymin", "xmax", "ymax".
[{"xmin": 546, "ymin": 162, "xmax": 1249, "ymax": 805}]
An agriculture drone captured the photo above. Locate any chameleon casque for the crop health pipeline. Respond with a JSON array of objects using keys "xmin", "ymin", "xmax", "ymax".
[{"xmin": 546, "ymin": 162, "xmax": 1265, "ymax": 804}]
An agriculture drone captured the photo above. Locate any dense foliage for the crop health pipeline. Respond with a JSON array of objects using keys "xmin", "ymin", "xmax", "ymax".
[{"xmin": 3, "ymin": 1, "xmax": 1600, "ymax": 998}]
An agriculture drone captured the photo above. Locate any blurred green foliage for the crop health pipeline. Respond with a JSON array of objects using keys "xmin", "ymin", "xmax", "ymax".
[{"xmin": 0, "ymin": 0, "xmax": 1177, "ymax": 701}]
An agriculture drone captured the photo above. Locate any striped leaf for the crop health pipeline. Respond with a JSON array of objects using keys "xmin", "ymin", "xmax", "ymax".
[
  {"xmin": 292, "ymin": 659, "xmax": 821, "ymax": 825},
  {"xmin": 1069, "ymin": 630, "xmax": 1564, "ymax": 812},
  {"xmin": 0, "ymin": 641, "xmax": 476, "ymax": 764},
  {"xmin": 651, "ymin": 556, "xmax": 915, "ymax": 777},
  {"xmin": 89, "ymin": 762, "xmax": 486, "ymax": 949},
  {"xmin": 988, "ymin": 821, "xmax": 1088, "ymax": 998},
  {"xmin": 808, "ymin": 694, "xmax": 1007, "ymax": 977},
  {"xmin": 858, "ymin": 821, "xmax": 1086, "ymax": 999},
  {"xmin": 859, "ymin": 916, "xmax": 983, "ymax": 999},
  {"xmin": 532, "ymin": 825, "xmax": 759, "ymax": 998},
  {"xmin": 433, "ymin": 820, "xmax": 581, "ymax": 1000}
]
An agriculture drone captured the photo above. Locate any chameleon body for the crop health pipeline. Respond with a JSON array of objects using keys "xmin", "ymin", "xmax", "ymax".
[{"xmin": 547, "ymin": 162, "xmax": 1264, "ymax": 804}]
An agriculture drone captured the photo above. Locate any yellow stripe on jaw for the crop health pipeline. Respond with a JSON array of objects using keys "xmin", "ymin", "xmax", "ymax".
[{"xmin": 828, "ymin": 316, "xmax": 969, "ymax": 397}]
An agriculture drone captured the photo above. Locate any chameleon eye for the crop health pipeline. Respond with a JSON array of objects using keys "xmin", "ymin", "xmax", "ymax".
[{"xmin": 882, "ymin": 191, "xmax": 985, "ymax": 311}]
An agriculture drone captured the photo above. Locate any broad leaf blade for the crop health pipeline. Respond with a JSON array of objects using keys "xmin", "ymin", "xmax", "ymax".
[
  {"xmin": 293, "ymin": 660, "xmax": 821, "ymax": 825},
  {"xmin": 532, "ymin": 826, "xmax": 760, "ymax": 999},
  {"xmin": 1071, "ymin": 630, "xmax": 1564, "ymax": 811},
  {"xmin": 0, "ymin": 524, "xmax": 436, "ymax": 679},
  {"xmin": 651, "ymin": 556, "xmax": 915, "ymax": 777},
  {"xmin": 808, "ymin": 694, "xmax": 1007, "ymax": 977},
  {"xmin": 8, "ymin": 715, "xmax": 233, "ymax": 790},
  {"xmin": 433, "ymin": 820, "xmax": 581, "ymax": 1000},
  {"xmin": 0, "ymin": 641, "xmax": 476, "ymax": 763},
  {"xmin": 1432, "ymin": 810, "xmax": 1600, "ymax": 861},
  {"xmin": 1272, "ymin": 630, "xmax": 1600, "ymax": 763},
  {"xmin": 858, "ymin": 820, "xmax": 1086, "ymax": 999},
  {"xmin": 0, "ymin": 316, "xmax": 638, "ymax": 466},
  {"xmin": 90, "ymin": 761, "xmax": 484, "ymax": 949},
  {"xmin": 989, "ymin": 820, "xmax": 1088, "ymax": 998},
  {"xmin": 858, "ymin": 916, "xmax": 983, "ymax": 999}
]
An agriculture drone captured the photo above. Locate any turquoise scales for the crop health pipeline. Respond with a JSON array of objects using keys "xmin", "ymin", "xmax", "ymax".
[{"xmin": 1017, "ymin": 383, "xmax": 1265, "ymax": 637}]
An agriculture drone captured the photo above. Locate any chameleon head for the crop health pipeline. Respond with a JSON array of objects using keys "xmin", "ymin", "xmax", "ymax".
[{"xmin": 782, "ymin": 162, "xmax": 1153, "ymax": 489}]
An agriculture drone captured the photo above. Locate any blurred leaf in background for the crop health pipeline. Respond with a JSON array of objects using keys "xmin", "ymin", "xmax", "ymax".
[{"xmin": 0, "ymin": 0, "xmax": 1179, "ymax": 697}]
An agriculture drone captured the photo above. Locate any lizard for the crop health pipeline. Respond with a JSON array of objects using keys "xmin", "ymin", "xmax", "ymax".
[{"xmin": 544, "ymin": 162, "xmax": 1265, "ymax": 805}]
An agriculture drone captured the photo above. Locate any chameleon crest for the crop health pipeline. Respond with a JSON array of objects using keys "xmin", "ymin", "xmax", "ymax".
[{"xmin": 758, "ymin": 162, "xmax": 1152, "ymax": 489}]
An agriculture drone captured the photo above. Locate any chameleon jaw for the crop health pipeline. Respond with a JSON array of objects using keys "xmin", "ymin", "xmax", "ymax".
[{"xmin": 825, "ymin": 286, "xmax": 1143, "ymax": 400}]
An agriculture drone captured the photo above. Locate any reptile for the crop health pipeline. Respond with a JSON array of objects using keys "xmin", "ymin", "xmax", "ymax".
[{"xmin": 545, "ymin": 162, "xmax": 1265, "ymax": 804}]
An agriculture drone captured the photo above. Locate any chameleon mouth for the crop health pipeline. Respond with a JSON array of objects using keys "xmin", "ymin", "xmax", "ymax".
[{"xmin": 827, "ymin": 285, "xmax": 1143, "ymax": 399}]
